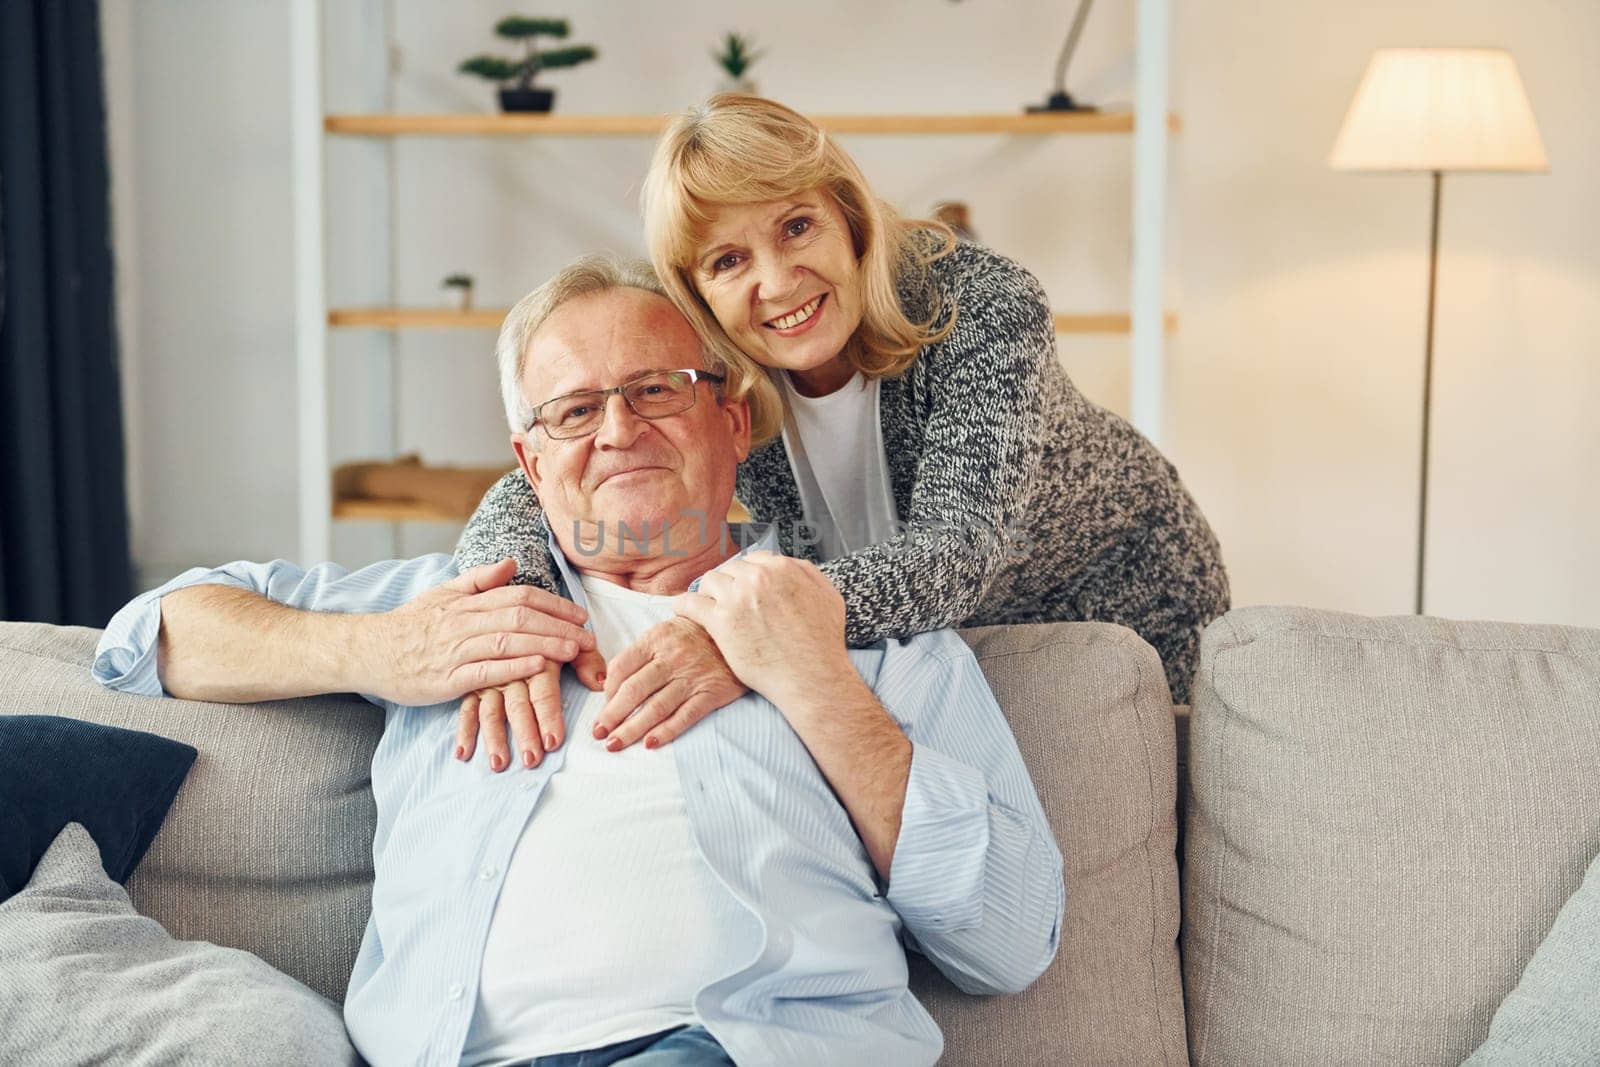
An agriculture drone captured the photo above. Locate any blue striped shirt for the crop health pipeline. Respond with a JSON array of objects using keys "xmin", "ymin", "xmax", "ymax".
[{"xmin": 92, "ymin": 526, "xmax": 1064, "ymax": 1066}]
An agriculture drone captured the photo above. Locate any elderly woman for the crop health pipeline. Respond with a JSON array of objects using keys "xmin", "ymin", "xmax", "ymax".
[{"xmin": 454, "ymin": 95, "xmax": 1228, "ymax": 770}]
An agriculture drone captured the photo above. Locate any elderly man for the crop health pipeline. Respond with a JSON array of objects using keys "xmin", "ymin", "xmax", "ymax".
[{"xmin": 92, "ymin": 256, "xmax": 1063, "ymax": 1067}]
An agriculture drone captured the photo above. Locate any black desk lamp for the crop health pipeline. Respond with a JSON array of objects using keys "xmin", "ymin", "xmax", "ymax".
[{"xmin": 1027, "ymin": 0, "xmax": 1097, "ymax": 113}]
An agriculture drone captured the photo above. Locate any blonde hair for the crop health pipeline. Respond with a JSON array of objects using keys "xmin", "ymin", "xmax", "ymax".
[
  {"xmin": 496, "ymin": 253, "xmax": 783, "ymax": 445},
  {"xmin": 641, "ymin": 94, "xmax": 957, "ymax": 385}
]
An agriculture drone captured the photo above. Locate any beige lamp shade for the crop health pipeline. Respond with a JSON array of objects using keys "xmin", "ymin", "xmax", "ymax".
[{"xmin": 1329, "ymin": 48, "xmax": 1548, "ymax": 172}]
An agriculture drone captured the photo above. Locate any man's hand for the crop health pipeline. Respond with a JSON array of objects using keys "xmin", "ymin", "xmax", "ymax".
[
  {"xmin": 592, "ymin": 616, "xmax": 748, "ymax": 752},
  {"xmin": 673, "ymin": 552, "xmax": 851, "ymax": 710},
  {"xmin": 364, "ymin": 558, "xmax": 596, "ymax": 707},
  {"xmin": 455, "ymin": 649, "xmax": 605, "ymax": 772}
]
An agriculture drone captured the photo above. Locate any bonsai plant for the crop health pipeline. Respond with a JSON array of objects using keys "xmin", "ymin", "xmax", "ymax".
[
  {"xmin": 441, "ymin": 273, "xmax": 475, "ymax": 311},
  {"xmin": 458, "ymin": 17, "xmax": 597, "ymax": 112},
  {"xmin": 712, "ymin": 32, "xmax": 762, "ymax": 95}
]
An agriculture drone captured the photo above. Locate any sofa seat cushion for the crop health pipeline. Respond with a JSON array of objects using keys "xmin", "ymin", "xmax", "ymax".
[{"xmin": 1182, "ymin": 606, "xmax": 1600, "ymax": 1065}]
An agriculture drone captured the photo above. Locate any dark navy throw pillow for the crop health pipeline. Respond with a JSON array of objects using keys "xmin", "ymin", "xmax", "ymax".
[{"xmin": 0, "ymin": 715, "xmax": 197, "ymax": 902}]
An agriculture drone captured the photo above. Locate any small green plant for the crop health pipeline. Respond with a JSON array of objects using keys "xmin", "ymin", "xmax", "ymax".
[
  {"xmin": 458, "ymin": 17, "xmax": 597, "ymax": 92},
  {"xmin": 712, "ymin": 32, "xmax": 762, "ymax": 80}
]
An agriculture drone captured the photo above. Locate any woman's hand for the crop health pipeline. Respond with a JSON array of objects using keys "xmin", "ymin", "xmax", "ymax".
[
  {"xmin": 456, "ymin": 649, "xmax": 605, "ymax": 772},
  {"xmin": 590, "ymin": 617, "xmax": 748, "ymax": 752}
]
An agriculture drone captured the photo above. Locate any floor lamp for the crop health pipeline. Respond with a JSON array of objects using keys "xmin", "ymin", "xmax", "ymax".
[{"xmin": 1329, "ymin": 48, "xmax": 1547, "ymax": 615}]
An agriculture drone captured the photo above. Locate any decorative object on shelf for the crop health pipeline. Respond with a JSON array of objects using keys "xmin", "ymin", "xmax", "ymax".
[
  {"xmin": 440, "ymin": 273, "xmax": 475, "ymax": 311},
  {"xmin": 930, "ymin": 201, "xmax": 977, "ymax": 242},
  {"xmin": 333, "ymin": 454, "xmax": 512, "ymax": 520},
  {"xmin": 712, "ymin": 32, "xmax": 763, "ymax": 95},
  {"xmin": 458, "ymin": 16, "xmax": 597, "ymax": 113},
  {"xmin": 1329, "ymin": 47, "xmax": 1547, "ymax": 615},
  {"xmin": 1026, "ymin": 0, "xmax": 1097, "ymax": 113}
]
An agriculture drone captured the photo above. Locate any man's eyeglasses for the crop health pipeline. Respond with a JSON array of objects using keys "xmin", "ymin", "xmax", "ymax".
[{"xmin": 527, "ymin": 368, "xmax": 727, "ymax": 440}]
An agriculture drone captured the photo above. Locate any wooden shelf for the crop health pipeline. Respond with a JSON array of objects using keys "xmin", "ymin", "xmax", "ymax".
[
  {"xmin": 324, "ymin": 111, "xmax": 1181, "ymax": 138},
  {"xmin": 329, "ymin": 307, "xmax": 1177, "ymax": 336},
  {"xmin": 1053, "ymin": 312, "xmax": 1179, "ymax": 335},
  {"xmin": 328, "ymin": 307, "xmax": 506, "ymax": 329},
  {"xmin": 333, "ymin": 496, "xmax": 468, "ymax": 522},
  {"xmin": 334, "ymin": 492, "xmax": 754, "ymax": 525}
]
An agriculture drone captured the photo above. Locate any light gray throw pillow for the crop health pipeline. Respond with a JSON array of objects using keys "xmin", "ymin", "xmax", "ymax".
[
  {"xmin": 0, "ymin": 822, "xmax": 358, "ymax": 1066},
  {"xmin": 1465, "ymin": 847, "xmax": 1600, "ymax": 1065}
]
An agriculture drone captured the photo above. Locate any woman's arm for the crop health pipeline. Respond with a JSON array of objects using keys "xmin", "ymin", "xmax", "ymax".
[
  {"xmin": 823, "ymin": 250, "xmax": 1059, "ymax": 646},
  {"xmin": 452, "ymin": 470, "xmax": 562, "ymax": 595}
]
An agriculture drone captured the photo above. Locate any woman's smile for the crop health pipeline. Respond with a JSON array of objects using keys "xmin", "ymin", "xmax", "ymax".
[{"xmin": 763, "ymin": 293, "xmax": 827, "ymax": 336}]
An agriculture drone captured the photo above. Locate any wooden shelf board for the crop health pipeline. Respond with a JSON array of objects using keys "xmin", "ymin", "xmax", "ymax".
[
  {"xmin": 328, "ymin": 307, "xmax": 506, "ymax": 330},
  {"xmin": 331, "ymin": 307, "xmax": 1176, "ymax": 335},
  {"xmin": 324, "ymin": 112, "xmax": 1181, "ymax": 138},
  {"xmin": 332, "ymin": 497, "xmax": 468, "ymax": 522},
  {"xmin": 335, "ymin": 494, "xmax": 753, "ymax": 525},
  {"xmin": 1052, "ymin": 312, "xmax": 1179, "ymax": 334}
]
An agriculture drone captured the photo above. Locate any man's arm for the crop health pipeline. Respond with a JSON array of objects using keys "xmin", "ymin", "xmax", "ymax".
[
  {"xmin": 95, "ymin": 556, "xmax": 594, "ymax": 707},
  {"xmin": 768, "ymin": 672, "xmax": 911, "ymax": 880},
  {"xmin": 675, "ymin": 553, "xmax": 1063, "ymax": 995},
  {"xmin": 159, "ymin": 584, "xmax": 373, "ymax": 702}
]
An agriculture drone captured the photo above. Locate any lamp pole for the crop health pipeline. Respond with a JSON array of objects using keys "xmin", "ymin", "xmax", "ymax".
[{"xmin": 1416, "ymin": 169, "xmax": 1441, "ymax": 616}]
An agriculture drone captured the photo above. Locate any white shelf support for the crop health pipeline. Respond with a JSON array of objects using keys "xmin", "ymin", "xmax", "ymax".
[
  {"xmin": 1131, "ymin": 0, "xmax": 1171, "ymax": 446},
  {"xmin": 291, "ymin": 0, "xmax": 331, "ymax": 563}
]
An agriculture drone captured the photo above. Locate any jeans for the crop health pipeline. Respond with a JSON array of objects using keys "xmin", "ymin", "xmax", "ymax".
[{"xmin": 523, "ymin": 1024, "xmax": 733, "ymax": 1066}]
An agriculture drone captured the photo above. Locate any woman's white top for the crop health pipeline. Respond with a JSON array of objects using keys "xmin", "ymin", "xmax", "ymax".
[
  {"xmin": 778, "ymin": 370, "xmax": 900, "ymax": 562},
  {"xmin": 464, "ymin": 574, "xmax": 754, "ymax": 1065}
]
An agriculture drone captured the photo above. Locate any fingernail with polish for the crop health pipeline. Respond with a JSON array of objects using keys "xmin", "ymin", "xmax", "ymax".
[
  {"xmin": 454, "ymin": 745, "xmax": 464, "ymax": 761},
  {"xmin": 545, "ymin": 733, "xmax": 557, "ymax": 750},
  {"xmin": 605, "ymin": 737, "xmax": 622, "ymax": 753},
  {"xmin": 522, "ymin": 750, "xmax": 534, "ymax": 768},
  {"xmin": 593, "ymin": 724, "xmax": 609, "ymax": 740},
  {"xmin": 645, "ymin": 737, "xmax": 659, "ymax": 751},
  {"xmin": 489, "ymin": 754, "xmax": 502, "ymax": 771}
]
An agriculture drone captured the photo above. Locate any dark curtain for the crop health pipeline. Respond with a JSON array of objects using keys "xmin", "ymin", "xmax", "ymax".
[{"xmin": 0, "ymin": 0, "xmax": 133, "ymax": 626}]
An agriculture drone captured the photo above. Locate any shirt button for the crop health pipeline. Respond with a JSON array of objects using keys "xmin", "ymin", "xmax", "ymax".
[
  {"xmin": 479, "ymin": 864, "xmax": 498, "ymax": 881},
  {"xmin": 446, "ymin": 983, "xmax": 464, "ymax": 1002}
]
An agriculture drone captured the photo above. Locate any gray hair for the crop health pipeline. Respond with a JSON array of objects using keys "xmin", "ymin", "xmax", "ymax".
[{"xmin": 497, "ymin": 254, "xmax": 713, "ymax": 435}]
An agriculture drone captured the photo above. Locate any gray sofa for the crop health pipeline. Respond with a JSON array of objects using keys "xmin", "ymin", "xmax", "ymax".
[{"xmin": 1, "ymin": 605, "xmax": 1596, "ymax": 1065}]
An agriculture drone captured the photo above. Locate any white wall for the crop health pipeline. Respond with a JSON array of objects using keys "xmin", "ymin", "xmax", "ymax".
[{"xmin": 105, "ymin": 0, "xmax": 1599, "ymax": 627}]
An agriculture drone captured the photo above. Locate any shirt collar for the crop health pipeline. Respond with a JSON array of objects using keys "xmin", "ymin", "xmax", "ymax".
[{"xmin": 543, "ymin": 520, "xmax": 779, "ymax": 616}]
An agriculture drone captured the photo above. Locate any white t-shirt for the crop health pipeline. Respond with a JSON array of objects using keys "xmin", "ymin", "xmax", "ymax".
[
  {"xmin": 463, "ymin": 574, "xmax": 754, "ymax": 1065},
  {"xmin": 779, "ymin": 371, "xmax": 900, "ymax": 562}
]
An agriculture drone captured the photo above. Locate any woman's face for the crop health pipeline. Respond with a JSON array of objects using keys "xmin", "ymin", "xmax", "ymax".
[{"xmin": 689, "ymin": 193, "xmax": 864, "ymax": 386}]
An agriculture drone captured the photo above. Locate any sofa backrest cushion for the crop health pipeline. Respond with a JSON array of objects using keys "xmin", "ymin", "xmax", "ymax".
[
  {"xmin": 916, "ymin": 623, "xmax": 1188, "ymax": 1067},
  {"xmin": 0, "ymin": 619, "xmax": 1188, "ymax": 1063},
  {"xmin": 0, "ymin": 623, "xmax": 382, "ymax": 1004},
  {"xmin": 1181, "ymin": 605, "xmax": 1600, "ymax": 1065}
]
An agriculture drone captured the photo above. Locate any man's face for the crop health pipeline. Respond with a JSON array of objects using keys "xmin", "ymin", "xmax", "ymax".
[{"xmin": 511, "ymin": 287, "xmax": 751, "ymax": 558}]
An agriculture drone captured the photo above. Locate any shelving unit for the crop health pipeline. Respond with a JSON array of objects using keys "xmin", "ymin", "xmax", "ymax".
[{"xmin": 290, "ymin": 0, "xmax": 1175, "ymax": 562}]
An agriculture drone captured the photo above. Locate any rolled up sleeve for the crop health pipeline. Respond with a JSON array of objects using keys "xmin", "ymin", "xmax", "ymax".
[
  {"xmin": 91, "ymin": 556, "xmax": 456, "ymax": 701},
  {"xmin": 886, "ymin": 744, "xmax": 990, "ymax": 932}
]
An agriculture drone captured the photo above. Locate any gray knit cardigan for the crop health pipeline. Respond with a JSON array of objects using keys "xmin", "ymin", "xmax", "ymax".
[{"xmin": 452, "ymin": 241, "xmax": 1229, "ymax": 703}]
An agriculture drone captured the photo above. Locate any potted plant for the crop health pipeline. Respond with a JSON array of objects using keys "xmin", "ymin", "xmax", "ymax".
[
  {"xmin": 458, "ymin": 17, "xmax": 597, "ymax": 112},
  {"xmin": 712, "ymin": 32, "xmax": 762, "ymax": 95},
  {"xmin": 441, "ymin": 273, "xmax": 475, "ymax": 312}
]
